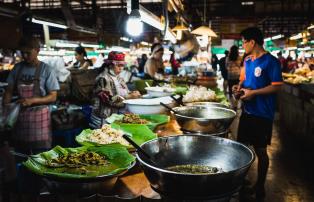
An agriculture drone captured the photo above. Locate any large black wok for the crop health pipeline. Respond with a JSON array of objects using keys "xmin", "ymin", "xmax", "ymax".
[
  {"xmin": 42, "ymin": 161, "xmax": 136, "ymax": 195},
  {"xmin": 136, "ymin": 135, "xmax": 255, "ymax": 199}
]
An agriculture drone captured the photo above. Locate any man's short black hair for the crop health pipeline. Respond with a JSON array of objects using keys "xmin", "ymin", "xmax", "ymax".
[
  {"xmin": 240, "ymin": 27, "xmax": 264, "ymax": 46},
  {"xmin": 19, "ymin": 36, "xmax": 40, "ymax": 50}
]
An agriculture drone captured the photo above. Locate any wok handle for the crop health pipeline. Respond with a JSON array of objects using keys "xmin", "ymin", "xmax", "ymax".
[
  {"xmin": 170, "ymin": 95, "xmax": 184, "ymax": 106},
  {"xmin": 122, "ymin": 135, "xmax": 151, "ymax": 159},
  {"xmin": 160, "ymin": 102, "xmax": 177, "ymax": 114}
]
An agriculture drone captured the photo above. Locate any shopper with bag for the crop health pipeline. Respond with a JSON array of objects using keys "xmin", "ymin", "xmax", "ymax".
[{"xmin": 3, "ymin": 36, "xmax": 59, "ymax": 154}]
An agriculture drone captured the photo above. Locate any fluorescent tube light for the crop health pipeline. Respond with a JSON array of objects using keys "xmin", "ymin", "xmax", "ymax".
[
  {"xmin": 307, "ymin": 24, "xmax": 314, "ymax": 30},
  {"xmin": 139, "ymin": 5, "xmax": 163, "ymax": 30},
  {"xmin": 32, "ymin": 18, "xmax": 67, "ymax": 29},
  {"xmin": 81, "ymin": 43, "xmax": 100, "ymax": 48},
  {"xmin": 138, "ymin": 5, "xmax": 176, "ymax": 43},
  {"xmin": 55, "ymin": 42, "xmax": 78, "ymax": 48},
  {"xmin": 264, "ymin": 37, "xmax": 271, "ymax": 42},
  {"xmin": 241, "ymin": 1, "xmax": 254, "ymax": 5},
  {"xmin": 271, "ymin": 34, "xmax": 284, "ymax": 40},
  {"xmin": 290, "ymin": 33, "xmax": 302, "ymax": 40}
]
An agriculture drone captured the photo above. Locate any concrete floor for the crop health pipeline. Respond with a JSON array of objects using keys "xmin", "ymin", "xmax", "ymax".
[{"xmin": 230, "ymin": 111, "xmax": 314, "ymax": 202}]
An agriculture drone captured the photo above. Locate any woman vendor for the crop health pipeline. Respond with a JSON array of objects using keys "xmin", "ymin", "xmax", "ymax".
[
  {"xmin": 144, "ymin": 43, "xmax": 164, "ymax": 79},
  {"xmin": 3, "ymin": 36, "xmax": 59, "ymax": 154},
  {"xmin": 71, "ymin": 46, "xmax": 93, "ymax": 69},
  {"xmin": 90, "ymin": 51, "xmax": 141, "ymax": 128}
]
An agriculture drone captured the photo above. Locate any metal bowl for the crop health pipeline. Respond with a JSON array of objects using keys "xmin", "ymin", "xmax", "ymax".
[
  {"xmin": 145, "ymin": 87, "xmax": 175, "ymax": 98},
  {"xmin": 182, "ymin": 129, "xmax": 229, "ymax": 138},
  {"xmin": 42, "ymin": 161, "xmax": 136, "ymax": 195},
  {"xmin": 185, "ymin": 101, "xmax": 229, "ymax": 109},
  {"xmin": 173, "ymin": 106, "xmax": 236, "ymax": 134},
  {"xmin": 136, "ymin": 135, "xmax": 255, "ymax": 199}
]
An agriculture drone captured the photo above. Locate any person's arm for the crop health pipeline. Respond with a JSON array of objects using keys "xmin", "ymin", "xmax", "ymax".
[
  {"xmin": 18, "ymin": 91, "xmax": 57, "ymax": 107},
  {"xmin": 240, "ymin": 85, "xmax": 281, "ymax": 100},
  {"xmin": 79, "ymin": 61, "xmax": 90, "ymax": 70},
  {"xmin": 145, "ymin": 60, "xmax": 155, "ymax": 78}
]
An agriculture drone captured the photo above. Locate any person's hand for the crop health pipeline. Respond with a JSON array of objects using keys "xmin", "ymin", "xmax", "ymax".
[
  {"xmin": 240, "ymin": 88, "xmax": 255, "ymax": 100},
  {"xmin": 232, "ymin": 85, "xmax": 240, "ymax": 93},
  {"xmin": 18, "ymin": 98, "xmax": 35, "ymax": 107},
  {"xmin": 112, "ymin": 95, "xmax": 125, "ymax": 103},
  {"xmin": 128, "ymin": 91, "xmax": 141, "ymax": 99}
]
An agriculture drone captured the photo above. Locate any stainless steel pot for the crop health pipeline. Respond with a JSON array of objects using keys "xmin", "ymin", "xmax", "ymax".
[
  {"xmin": 136, "ymin": 135, "xmax": 255, "ymax": 199},
  {"xmin": 173, "ymin": 106, "xmax": 236, "ymax": 134},
  {"xmin": 42, "ymin": 161, "xmax": 136, "ymax": 195}
]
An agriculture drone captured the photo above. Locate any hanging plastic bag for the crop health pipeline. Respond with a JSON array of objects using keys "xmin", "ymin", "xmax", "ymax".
[{"xmin": 1, "ymin": 103, "xmax": 21, "ymax": 130}]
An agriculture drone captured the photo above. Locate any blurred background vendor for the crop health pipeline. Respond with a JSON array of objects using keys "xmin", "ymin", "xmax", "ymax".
[
  {"xmin": 71, "ymin": 46, "xmax": 93, "ymax": 69},
  {"xmin": 144, "ymin": 43, "xmax": 164, "ymax": 79},
  {"xmin": 3, "ymin": 36, "xmax": 59, "ymax": 154},
  {"xmin": 90, "ymin": 51, "xmax": 141, "ymax": 128}
]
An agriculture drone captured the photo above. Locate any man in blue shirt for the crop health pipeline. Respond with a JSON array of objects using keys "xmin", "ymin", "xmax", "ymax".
[{"xmin": 233, "ymin": 27, "xmax": 283, "ymax": 200}]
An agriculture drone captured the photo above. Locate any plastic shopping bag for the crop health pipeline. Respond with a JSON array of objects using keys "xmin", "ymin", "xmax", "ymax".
[{"xmin": 0, "ymin": 103, "xmax": 20, "ymax": 129}]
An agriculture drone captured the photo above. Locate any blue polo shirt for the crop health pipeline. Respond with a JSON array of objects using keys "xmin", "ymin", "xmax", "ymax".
[{"xmin": 242, "ymin": 53, "xmax": 283, "ymax": 120}]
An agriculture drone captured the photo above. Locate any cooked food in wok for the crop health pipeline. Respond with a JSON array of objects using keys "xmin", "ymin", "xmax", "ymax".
[
  {"xmin": 121, "ymin": 114, "xmax": 149, "ymax": 124},
  {"xmin": 89, "ymin": 124, "xmax": 130, "ymax": 146},
  {"xmin": 166, "ymin": 164, "xmax": 223, "ymax": 174}
]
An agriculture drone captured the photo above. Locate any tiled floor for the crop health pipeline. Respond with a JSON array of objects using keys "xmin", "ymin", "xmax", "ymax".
[{"xmin": 235, "ymin": 113, "xmax": 314, "ymax": 202}]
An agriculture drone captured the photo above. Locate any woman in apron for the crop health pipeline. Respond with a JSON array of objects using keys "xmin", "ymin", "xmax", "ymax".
[
  {"xmin": 2, "ymin": 37, "xmax": 60, "ymax": 197},
  {"xmin": 3, "ymin": 37, "xmax": 59, "ymax": 154},
  {"xmin": 90, "ymin": 51, "xmax": 141, "ymax": 129}
]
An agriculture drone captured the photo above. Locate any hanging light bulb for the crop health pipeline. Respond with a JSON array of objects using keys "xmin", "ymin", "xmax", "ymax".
[
  {"xmin": 172, "ymin": 23, "xmax": 188, "ymax": 40},
  {"xmin": 191, "ymin": 0, "xmax": 217, "ymax": 38},
  {"xmin": 126, "ymin": 9, "xmax": 143, "ymax": 37}
]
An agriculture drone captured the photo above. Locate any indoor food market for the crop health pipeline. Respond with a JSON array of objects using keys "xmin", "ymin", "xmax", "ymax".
[{"xmin": 0, "ymin": 0, "xmax": 314, "ymax": 202}]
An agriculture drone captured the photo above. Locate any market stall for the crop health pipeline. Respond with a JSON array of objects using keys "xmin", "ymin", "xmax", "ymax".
[{"xmin": 279, "ymin": 83, "xmax": 314, "ymax": 145}]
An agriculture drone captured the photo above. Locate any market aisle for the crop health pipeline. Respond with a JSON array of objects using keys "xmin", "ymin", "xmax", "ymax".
[{"xmin": 242, "ymin": 114, "xmax": 314, "ymax": 202}]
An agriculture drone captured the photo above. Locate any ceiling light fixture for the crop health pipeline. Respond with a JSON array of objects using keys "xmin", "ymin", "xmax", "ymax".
[
  {"xmin": 55, "ymin": 42, "xmax": 78, "ymax": 48},
  {"xmin": 241, "ymin": 1, "xmax": 254, "ymax": 6},
  {"xmin": 137, "ymin": 5, "xmax": 176, "ymax": 43},
  {"xmin": 81, "ymin": 43, "xmax": 100, "ymax": 48},
  {"xmin": 290, "ymin": 33, "xmax": 303, "ymax": 40},
  {"xmin": 32, "ymin": 17, "xmax": 68, "ymax": 29},
  {"xmin": 307, "ymin": 24, "xmax": 314, "ymax": 30},
  {"xmin": 264, "ymin": 37, "xmax": 272, "ymax": 42},
  {"xmin": 191, "ymin": 0, "xmax": 217, "ymax": 38},
  {"xmin": 126, "ymin": 0, "xmax": 143, "ymax": 37},
  {"xmin": 271, "ymin": 34, "xmax": 284, "ymax": 40},
  {"xmin": 172, "ymin": 16, "xmax": 188, "ymax": 40}
]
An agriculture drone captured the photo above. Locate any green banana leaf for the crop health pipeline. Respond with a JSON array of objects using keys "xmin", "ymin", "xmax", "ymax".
[
  {"xmin": 76, "ymin": 124, "xmax": 157, "ymax": 148},
  {"xmin": 139, "ymin": 114, "xmax": 169, "ymax": 130},
  {"xmin": 110, "ymin": 123, "xmax": 157, "ymax": 146},
  {"xmin": 23, "ymin": 145, "xmax": 135, "ymax": 179},
  {"xmin": 106, "ymin": 114, "xmax": 169, "ymax": 130}
]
